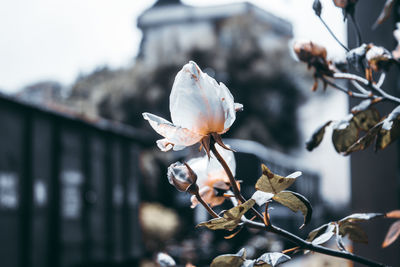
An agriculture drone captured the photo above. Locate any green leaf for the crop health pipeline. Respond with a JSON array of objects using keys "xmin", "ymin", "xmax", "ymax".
[
  {"xmin": 197, "ymin": 200, "xmax": 256, "ymax": 230},
  {"xmin": 210, "ymin": 248, "xmax": 247, "ymax": 267},
  {"xmin": 332, "ymin": 119, "xmax": 359, "ymax": 153},
  {"xmin": 272, "ymin": 191, "xmax": 312, "ymax": 229},
  {"xmin": 255, "ymin": 164, "xmax": 301, "ymax": 194},
  {"xmin": 307, "ymin": 223, "xmax": 335, "ymax": 245},
  {"xmin": 306, "ymin": 121, "xmax": 332, "ymax": 151}
]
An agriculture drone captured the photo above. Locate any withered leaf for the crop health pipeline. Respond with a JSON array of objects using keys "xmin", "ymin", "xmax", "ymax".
[
  {"xmin": 336, "ymin": 230, "xmax": 347, "ymax": 251},
  {"xmin": 197, "ymin": 199, "xmax": 255, "ymax": 230},
  {"xmin": 210, "ymin": 248, "xmax": 246, "ymax": 267},
  {"xmin": 344, "ymin": 123, "xmax": 382, "ymax": 155},
  {"xmin": 251, "ymin": 190, "xmax": 274, "ymax": 206},
  {"xmin": 306, "ymin": 121, "xmax": 332, "ymax": 151},
  {"xmin": 375, "ymin": 106, "xmax": 400, "ymax": 150},
  {"xmin": 339, "ymin": 212, "xmax": 384, "ymax": 223},
  {"xmin": 332, "ymin": 119, "xmax": 359, "ymax": 153},
  {"xmin": 386, "ymin": 210, "xmax": 400, "ymax": 218},
  {"xmin": 373, "ymin": 0, "xmax": 396, "ymax": 29},
  {"xmin": 255, "ymin": 164, "xmax": 301, "ymax": 194},
  {"xmin": 256, "ymin": 252, "xmax": 291, "ymax": 266},
  {"xmin": 339, "ymin": 221, "xmax": 368, "ymax": 243},
  {"xmin": 382, "ymin": 220, "xmax": 400, "ymax": 248},
  {"xmin": 307, "ymin": 223, "xmax": 335, "ymax": 245},
  {"xmin": 273, "ymin": 191, "xmax": 312, "ymax": 229},
  {"xmin": 376, "ymin": 120, "xmax": 400, "ymax": 150},
  {"xmin": 352, "ymin": 108, "xmax": 380, "ymax": 131}
]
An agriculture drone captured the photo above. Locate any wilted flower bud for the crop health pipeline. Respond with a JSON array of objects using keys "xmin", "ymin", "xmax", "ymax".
[
  {"xmin": 333, "ymin": 0, "xmax": 357, "ymax": 9},
  {"xmin": 366, "ymin": 44, "xmax": 393, "ymax": 72},
  {"xmin": 293, "ymin": 41, "xmax": 327, "ymax": 63},
  {"xmin": 167, "ymin": 162, "xmax": 198, "ymax": 194}
]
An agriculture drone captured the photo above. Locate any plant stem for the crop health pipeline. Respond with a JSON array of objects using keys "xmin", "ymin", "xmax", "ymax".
[
  {"xmin": 242, "ymin": 219, "xmax": 388, "ymax": 267},
  {"xmin": 333, "ymin": 73, "xmax": 400, "ymax": 104},
  {"xmin": 194, "ymin": 191, "xmax": 219, "ymax": 218},
  {"xmin": 318, "ymin": 16, "xmax": 349, "ymax": 52},
  {"xmin": 210, "ymin": 141, "xmax": 265, "ymax": 222},
  {"xmin": 322, "ymin": 77, "xmax": 371, "ymax": 99},
  {"xmin": 349, "ymin": 13, "xmax": 362, "ymax": 47}
]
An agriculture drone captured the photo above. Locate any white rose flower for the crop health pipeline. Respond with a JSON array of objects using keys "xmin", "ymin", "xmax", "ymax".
[{"xmin": 143, "ymin": 61, "xmax": 242, "ymax": 152}]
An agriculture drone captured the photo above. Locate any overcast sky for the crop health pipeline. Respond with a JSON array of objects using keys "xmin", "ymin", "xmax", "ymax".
[{"xmin": 0, "ymin": 0, "xmax": 345, "ymax": 93}]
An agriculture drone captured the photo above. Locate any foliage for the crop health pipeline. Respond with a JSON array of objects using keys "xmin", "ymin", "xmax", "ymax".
[{"xmin": 148, "ymin": 1, "xmax": 400, "ymax": 266}]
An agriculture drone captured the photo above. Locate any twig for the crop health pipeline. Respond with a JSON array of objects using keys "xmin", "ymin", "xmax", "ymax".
[
  {"xmin": 333, "ymin": 72, "xmax": 400, "ymax": 104},
  {"xmin": 210, "ymin": 141, "xmax": 265, "ymax": 222},
  {"xmin": 349, "ymin": 13, "xmax": 362, "ymax": 47},
  {"xmin": 350, "ymin": 80, "xmax": 371, "ymax": 95},
  {"xmin": 194, "ymin": 191, "xmax": 219, "ymax": 218},
  {"xmin": 318, "ymin": 16, "xmax": 349, "ymax": 52},
  {"xmin": 376, "ymin": 72, "xmax": 386, "ymax": 88},
  {"xmin": 322, "ymin": 77, "xmax": 371, "ymax": 99}
]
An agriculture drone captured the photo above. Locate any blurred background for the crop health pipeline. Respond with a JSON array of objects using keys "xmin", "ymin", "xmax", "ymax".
[{"xmin": 0, "ymin": 0, "xmax": 398, "ymax": 266}]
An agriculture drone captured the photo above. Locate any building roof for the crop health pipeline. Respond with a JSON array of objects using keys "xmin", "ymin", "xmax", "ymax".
[{"xmin": 137, "ymin": 2, "xmax": 292, "ymax": 37}]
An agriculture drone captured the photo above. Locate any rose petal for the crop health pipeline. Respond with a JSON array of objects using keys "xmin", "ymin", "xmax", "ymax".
[
  {"xmin": 170, "ymin": 61, "xmax": 239, "ymax": 135},
  {"xmin": 190, "ymin": 186, "xmax": 225, "ymax": 208},
  {"xmin": 143, "ymin": 112, "xmax": 203, "ymax": 151}
]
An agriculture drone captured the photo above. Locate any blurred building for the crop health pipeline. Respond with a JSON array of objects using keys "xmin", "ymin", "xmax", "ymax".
[{"xmin": 137, "ymin": 0, "xmax": 292, "ymax": 67}]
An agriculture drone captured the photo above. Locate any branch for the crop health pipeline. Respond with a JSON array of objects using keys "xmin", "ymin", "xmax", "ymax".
[
  {"xmin": 242, "ymin": 219, "xmax": 388, "ymax": 267},
  {"xmin": 321, "ymin": 76, "xmax": 371, "ymax": 99},
  {"xmin": 333, "ymin": 73, "xmax": 400, "ymax": 104},
  {"xmin": 194, "ymin": 191, "xmax": 219, "ymax": 218},
  {"xmin": 318, "ymin": 16, "xmax": 349, "ymax": 52},
  {"xmin": 349, "ymin": 13, "xmax": 362, "ymax": 47},
  {"xmin": 210, "ymin": 141, "xmax": 265, "ymax": 222}
]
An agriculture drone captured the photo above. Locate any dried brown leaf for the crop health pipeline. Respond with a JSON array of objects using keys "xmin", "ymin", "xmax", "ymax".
[
  {"xmin": 332, "ymin": 119, "xmax": 359, "ymax": 153},
  {"xmin": 382, "ymin": 220, "xmax": 400, "ymax": 248},
  {"xmin": 255, "ymin": 164, "xmax": 301, "ymax": 194},
  {"xmin": 197, "ymin": 200, "xmax": 255, "ymax": 230},
  {"xmin": 386, "ymin": 210, "xmax": 400, "ymax": 218},
  {"xmin": 306, "ymin": 121, "xmax": 332, "ymax": 151},
  {"xmin": 373, "ymin": 0, "xmax": 396, "ymax": 29},
  {"xmin": 273, "ymin": 191, "xmax": 312, "ymax": 229}
]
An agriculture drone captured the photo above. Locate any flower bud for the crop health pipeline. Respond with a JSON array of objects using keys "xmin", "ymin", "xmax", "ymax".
[
  {"xmin": 167, "ymin": 162, "xmax": 198, "ymax": 194},
  {"xmin": 293, "ymin": 41, "xmax": 327, "ymax": 63}
]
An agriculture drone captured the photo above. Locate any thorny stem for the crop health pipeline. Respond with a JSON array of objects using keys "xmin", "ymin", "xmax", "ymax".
[
  {"xmin": 194, "ymin": 191, "xmax": 219, "ymax": 218},
  {"xmin": 242, "ymin": 219, "xmax": 388, "ymax": 267},
  {"xmin": 210, "ymin": 142, "xmax": 264, "ymax": 222},
  {"xmin": 318, "ymin": 16, "xmax": 349, "ymax": 52}
]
